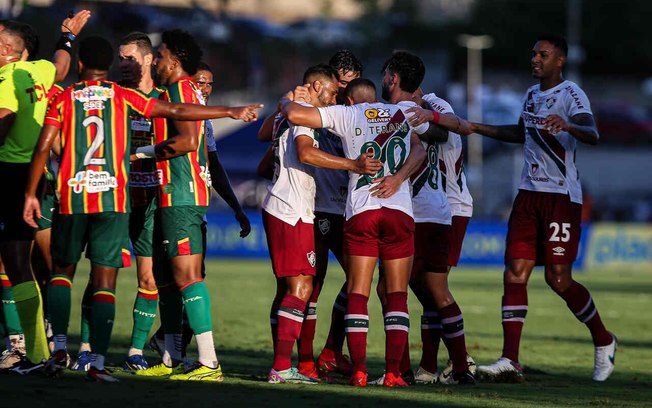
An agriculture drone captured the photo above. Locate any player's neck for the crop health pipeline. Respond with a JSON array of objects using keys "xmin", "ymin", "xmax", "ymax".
[
  {"xmin": 139, "ymin": 75, "xmax": 154, "ymax": 94},
  {"xmin": 539, "ymin": 74, "xmax": 564, "ymax": 91},
  {"xmin": 390, "ymin": 90, "xmax": 414, "ymax": 105},
  {"xmin": 81, "ymin": 69, "xmax": 108, "ymax": 81},
  {"xmin": 168, "ymin": 69, "xmax": 189, "ymax": 85}
]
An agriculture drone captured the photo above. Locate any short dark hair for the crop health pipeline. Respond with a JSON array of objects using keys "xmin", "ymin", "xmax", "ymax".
[
  {"xmin": 381, "ymin": 51, "xmax": 425, "ymax": 94},
  {"xmin": 302, "ymin": 63, "xmax": 339, "ymax": 85},
  {"xmin": 329, "ymin": 49, "xmax": 363, "ymax": 76},
  {"xmin": 344, "ymin": 77, "xmax": 376, "ymax": 98},
  {"xmin": 120, "ymin": 31, "xmax": 153, "ymax": 56},
  {"xmin": 0, "ymin": 20, "xmax": 27, "ymax": 55},
  {"xmin": 196, "ymin": 61, "xmax": 213, "ymax": 75},
  {"xmin": 5, "ymin": 21, "xmax": 39, "ymax": 59},
  {"xmin": 79, "ymin": 36, "xmax": 114, "ymax": 71},
  {"xmin": 537, "ymin": 33, "xmax": 568, "ymax": 56},
  {"xmin": 161, "ymin": 29, "xmax": 203, "ymax": 75}
]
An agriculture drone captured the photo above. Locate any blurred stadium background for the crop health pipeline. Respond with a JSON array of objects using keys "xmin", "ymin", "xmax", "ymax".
[{"xmin": 2, "ymin": 0, "xmax": 650, "ymax": 270}]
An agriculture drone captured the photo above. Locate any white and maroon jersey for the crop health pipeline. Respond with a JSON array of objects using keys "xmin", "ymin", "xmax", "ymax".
[
  {"xmin": 318, "ymin": 101, "xmax": 429, "ymax": 220},
  {"xmin": 520, "ymin": 80, "xmax": 592, "ymax": 204},
  {"xmin": 262, "ymin": 112, "xmax": 319, "ymax": 225},
  {"xmin": 410, "ymin": 138, "xmax": 451, "ymax": 225},
  {"xmin": 313, "ymin": 130, "xmax": 347, "ymax": 215},
  {"xmin": 422, "ymin": 92, "xmax": 473, "ymax": 217}
]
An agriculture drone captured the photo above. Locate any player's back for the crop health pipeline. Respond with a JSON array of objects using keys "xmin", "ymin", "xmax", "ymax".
[
  {"xmin": 318, "ymin": 101, "xmax": 429, "ymax": 220},
  {"xmin": 47, "ymin": 79, "xmax": 153, "ymax": 214}
]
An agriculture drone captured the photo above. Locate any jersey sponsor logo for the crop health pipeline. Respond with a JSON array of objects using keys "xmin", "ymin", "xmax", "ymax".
[
  {"xmin": 565, "ymin": 85, "xmax": 585, "ymax": 110},
  {"xmin": 131, "ymin": 119, "xmax": 152, "ymax": 132},
  {"xmin": 67, "ymin": 170, "xmax": 118, "ymax": 194},
  {"xmin": 318, "ymin": 218, "xmax": 331, "ymax": 235},
  {"xmin": 25, "ymin": 83, "xmax": 48, "ymax": 104},
  {"xmin": 130, "ymin": 170, "xmax": 162, "ymax": 187},
  {"xmin": 364, "ymin": 108, "xmax": 391, "ymax": 123},
  {"xmin": 552, "ymin": 246, "xmax": 566, "ymax": 256},
  {"xmin": 72, "ymin": 85, "xmax": 115, "ymax": 111},
  {"xmin": 307, "ymin": 250, "xmax": 316, "ymax": 267}
]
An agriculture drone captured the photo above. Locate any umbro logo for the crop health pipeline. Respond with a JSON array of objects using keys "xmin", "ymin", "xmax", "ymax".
[{"xmin": 552, "ymin": 246, "xmax": 565, "ymax": 256}]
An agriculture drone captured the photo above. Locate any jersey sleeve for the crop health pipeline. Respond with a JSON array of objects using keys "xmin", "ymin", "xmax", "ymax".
[
  {"xmin": 34, "ymin": 60, "xmax": 56, "ymax": 89},
  {"xmin": 423, "ymin": 93, "xmax": 454, "ymax": 114},
  {"xmin": 120, "ymin": 86, "xmax": 158, "ymax": 118},
  {"xmin": 565, "ymin": 84, "xmax": 593, "ymax": 117},
  {"xmin": 317, "ymin": 105, "xmax": 352, "ymax": 138},
  {"xmin": 43, "ymin": 91, "xmax": 65, "ymax": 129},
  {"xmin": 289, "ymin": 124, "xmax": 316, "ymax": 143}
]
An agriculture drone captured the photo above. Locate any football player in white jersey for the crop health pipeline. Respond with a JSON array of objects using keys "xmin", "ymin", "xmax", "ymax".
[
  {"xmin": 281, "ymin": 51, "xmax": 445, "ymax": 387},
  {"xmin": 263, "ymin": 64, "xmax": 381, "ymax": 384},
  {"xmin": 413, "ymin": 34, "xmax": 615, "ymax": 383}
]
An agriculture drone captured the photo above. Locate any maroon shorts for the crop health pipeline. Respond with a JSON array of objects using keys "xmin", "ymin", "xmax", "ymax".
[
  {"xmin": 448, "ymin": 216, "xmax": 470, "ymax": 267},
  {"xmin": 344, "ymin": 208, "xmax": 414, "ymax": 260},
  {"xmin": 505, "ymin": 190, "xmax": 582, "ymax": 265},
  {"xmin": 263, "ymin": 210, "xmax": 316, "ymax": 278},
  {"xmin": 412, "ymin": 222, "xmax": 451, "ymax": 276},
  {"xmin": 314, "ymin": 211, "xmax": 345, "ymax": 271}
]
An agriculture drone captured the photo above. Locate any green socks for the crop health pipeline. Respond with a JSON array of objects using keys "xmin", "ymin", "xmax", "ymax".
[
  {"xmin": 89, "ymin": 288, "xmax": 116, "ymax": 357},
  {"xmin": 130, "ymin": 288, "xmax": 159, "ymax": 350}
]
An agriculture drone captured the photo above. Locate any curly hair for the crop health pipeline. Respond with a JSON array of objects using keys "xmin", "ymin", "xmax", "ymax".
[
  {"xmin": 79, "ymin": 36, "xmax": 114, "ymax": 71},
  {"xmin": 329, "ymin": 49, "xmax": 363, "ymax": 76},
  {"xmin": 381, "ymin": 51, "xmax": 424, "ymax": 94},
  {"xmin": 161, "ymin": 29, "xmax": 203, "ymax": 75}
]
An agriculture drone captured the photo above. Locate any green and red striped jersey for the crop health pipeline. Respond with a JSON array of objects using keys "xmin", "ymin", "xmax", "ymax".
[
  {"xmin": 129, "ymin": 86, "xmax": 165, "ymax": 208},
  {"xmin": 153, "ymin": 77, "xmax": 209, "ymax": 208},
  {"xmin": 44, "ymin": 80, "xmax": 157, "ymax": 214}
]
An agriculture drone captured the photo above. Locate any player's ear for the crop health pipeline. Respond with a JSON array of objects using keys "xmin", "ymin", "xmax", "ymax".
[
  {"xmin": 557, "ymin": 53, "xmax": 566, "ymax": 69},
  {"xmin": 144, "ymin": 53, "xmax": 153, "ymax": 67},
  {"xmin": 77, "ymin": 60, "xmax": 84, "ymax": 73},
  {"xmin": 346, "ymin": 95, "xmax": 355, "ymax": 106},
  {"xmin": 313, "ymin": 80, "xmax": 323, "ymax": 93}
]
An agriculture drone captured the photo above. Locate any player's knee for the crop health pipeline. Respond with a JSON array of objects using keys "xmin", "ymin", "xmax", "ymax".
[
  {"xmin": 138, "ymin": 275, "xmax": 157, "ymax": 292},
  {"xmin": 289, "ymin": 277, "xmax": 313, "ymax": 301},
  {"xmin": 544, "ymin": 265, "xmax": 572, "ymax": 294}
]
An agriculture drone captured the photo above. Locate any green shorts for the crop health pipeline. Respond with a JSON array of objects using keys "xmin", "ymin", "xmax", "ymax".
[
  {"xmin": 36, "ymin": 193, "xmax": 58, "ymax": 231},
  {"xmin": 52, "ymin": 212, "xmax": 131, "ymax": 268},
  {"xmin": 129, "ymin": 197, "xmax": 157, "ymax": 257},
  {"xmin": 154, "ymin": 206, "xmax": 206, "ymax": 259}
]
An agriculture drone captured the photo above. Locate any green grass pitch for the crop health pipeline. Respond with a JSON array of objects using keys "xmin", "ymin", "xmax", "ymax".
[{"xmin": 5, "ymin": 259, "xmax": 652, "ymax": 407}]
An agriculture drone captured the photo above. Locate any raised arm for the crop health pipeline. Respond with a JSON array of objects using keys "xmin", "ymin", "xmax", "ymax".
[
  {"xmin": 295, "ymin": 134, "xmax": 381, "ymax": 175},
  {"xmin": 52, "ymin": 10, "xmax": 91, "ymax": 82},
  {"xmin": 23, "ymin": 124, "xmax": 59, "ymax": 227},
  {"xmin": 543, "ymin": 113, "xmax": 599, "ymax": 145},
  {"xmin": 406, "ymin": 106, "xmax": 473, "ymax": 137}
]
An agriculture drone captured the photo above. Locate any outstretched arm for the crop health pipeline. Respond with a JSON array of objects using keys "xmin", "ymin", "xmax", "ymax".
[
  {"xmin": 24, "ymin": 124, "xmax": 59, "ymax": 227},
  {"xmin": 151, "ymin": 101, "xmax": 264, "ymax": 122},
  {"xmin": 469, "ymin": 119, "xmax": 525, "ymax": 144},
  {"xmin": 406, "ymin": 106, "xmax": 473, "ymax": 136}
]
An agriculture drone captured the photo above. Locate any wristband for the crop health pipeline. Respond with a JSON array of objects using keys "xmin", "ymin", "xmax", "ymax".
[
  {"xmin": 431, "ymin": 110, "xmax": 440, "ymax": 123},
  {"xmin": 135, "ymin": 145, "xmax": 156, "ymax": 159},
  {"xmin": 55, "ymin": 32, "xmax": 76, "ymax": 55}
]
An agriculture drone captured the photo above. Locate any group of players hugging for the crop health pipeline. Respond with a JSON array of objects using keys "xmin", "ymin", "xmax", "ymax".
[{"xmin": 0, "ymin": 9, "xmax": 615, "ymax": 386}]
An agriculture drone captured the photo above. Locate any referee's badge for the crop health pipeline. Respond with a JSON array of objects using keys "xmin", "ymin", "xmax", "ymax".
[
  {"xmin": 307, "ymin": 251, "xmax": 316, "ymax": 267},
  {"xmin": 318, "ymin": 219, "xmax": 330, "ymax": 235}
]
